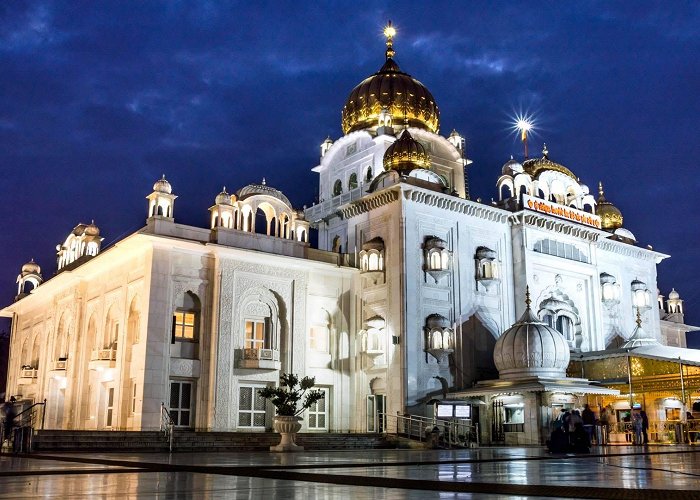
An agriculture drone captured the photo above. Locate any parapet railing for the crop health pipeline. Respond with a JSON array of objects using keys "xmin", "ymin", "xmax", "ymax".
[
  {"xmin": 381, "ymin": 412, "xmax": 478, "ymax": 448},
  {"xmin": 160, "ymin": 402, "xmax": 176, "ymax": 453}
]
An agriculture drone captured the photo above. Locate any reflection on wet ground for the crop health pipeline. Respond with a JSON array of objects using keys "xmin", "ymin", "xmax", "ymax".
[{"xmin": 1, "ymin": 445, "xmax": 700, "ymax": 498}]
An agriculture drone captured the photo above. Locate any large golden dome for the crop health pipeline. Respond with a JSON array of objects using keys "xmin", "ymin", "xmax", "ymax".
[
  {"xmin": 521, "ymin": 145, "xmax": 577, "ymax": 180},
  {"xmin": 341, "ymin": 26, "xmax": 439, "ymax": 135},
  {"xmin": 383, "ymin": 129, "xmax": 431, "ymax": 172},
  {"xmin": 596, "ymin": 181, "xmax": 623, "ymax": 230}
]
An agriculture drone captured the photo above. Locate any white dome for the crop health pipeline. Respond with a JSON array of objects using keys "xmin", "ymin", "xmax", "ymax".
[
  {"xmin": 493, "ymin": 306, "xmax": 570, "ymax": 380},
  {"xmin": 215, "ymin": 187, "xmax": 233, "ymax": 205},
  {"xmin": 153, "ymin": 175, "xmax": 172, "ymax": 194},
  {"xmin": 502, "ymin": 156, "xmax": 523, "ymax": 176},
  {"xmin": 613, "ymin": 227, "xmax": 636, "ymax": 242},
  {"xmin": 669, "ymin": 288, "xmax": 680, "ymax": 300},
  {"xmin": 21, "ymin": 259, "xmax": 41, "ymax": 275}
]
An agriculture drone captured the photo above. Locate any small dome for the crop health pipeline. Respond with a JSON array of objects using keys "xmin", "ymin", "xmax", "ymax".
[
  {"xmin": 600, "ymin": 272, "xmax": 616, "ymax": 285},
  {"xmin": 236, "ymin": 180, "xmax": 292, "ymax": 207},
  {"xmin": 622, "ymin": 311, "xmax": 659, "ymax": 348},
  {"xmin": 362, "ymin": 236, "xmax": 384, "ymax": 252},
  {"xmin": 153, "ymin": 175, "xmax": 172, "ymax": 194},
  {"xmin": 502, "ymin": 156, "xmax": 523, "ymax": 176},
  {"xmin": 424, "ymin": 236, "xmax": 447, "ymax": 251},
  {"xmin": 426, "ymin": 313, "xmax": 450, "ymax": 330},
  {"xmin": 522, "ymin": 145, "xmax": 577, "ymax": 180},
  {"xmin": 631, "ymin": 278, "xmax": 646, "ymax": 291},
  {"xmin": 580, "ymin": 183, "xmax": 590, "ymax": 195},
  {"xmin": 476, "ymin": 246, "xmax": 497, "ymax": 260},
  {"xmin": 596, "ymin": 182, "xmax": 623, "ymax": 231},
  {"xmin": 341, "ymin": 29, "xmax": 439, "ymax": 134},
  {"xmin": 493, "ymin": 292, "xmax": 570, "ymax": 379},
  {"xmin": 215, "ymin": 187, "xmax": 233, "ymax": 205},
  {"xmin": 669, "ymin": 288, "xmax": 680, "ymax": 300},
  {"xmin": 383, "ymin": 129, "xmax": 431, "ymax": 173},
  {"xmin": 85, "ymin": 221, "xmax": 100, "ymax": 237},
  {"xmin": 21, "ymin": 259, "xmax": 41, "ymax": 275},
  {"xmin": 613, "ymin": 227, "xmax": 636, "ymax": 243}
]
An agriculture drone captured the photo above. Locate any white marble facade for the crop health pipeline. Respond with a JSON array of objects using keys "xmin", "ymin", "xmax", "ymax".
[{"xmin": 2, "ymin": 29, "xmax": 694, "ymax": 433}]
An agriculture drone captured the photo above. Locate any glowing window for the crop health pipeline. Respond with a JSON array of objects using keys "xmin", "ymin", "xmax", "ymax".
[
  {"xmin": 245, "ymin": 320, "xmax": 267, "ymax": 350},
  {"xmin": 173, "ymin": 311, "xmax": 196, "ymax": 340}
]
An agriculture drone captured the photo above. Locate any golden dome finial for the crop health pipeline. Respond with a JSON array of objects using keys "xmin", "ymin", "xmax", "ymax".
[
  {"xmin": 383, "ymin": 21, "xmax": 396, "ymax": 60},
  {"xmin": 635, "ymin": 307, "xmax": 642, "ymax": 328},
  {"xmin": 542, "ymin": 143, "xmax": 549, "ymax": 157},
  {"xmin": 598, "ymin": 181, "xmax": 605, "ymax": 198}
]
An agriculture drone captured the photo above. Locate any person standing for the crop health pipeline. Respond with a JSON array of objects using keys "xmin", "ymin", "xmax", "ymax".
[
  {"xmin": 599, "ymin": 408, "xmax": 610, "ymax": 445},
  {"xmin": 1, "ymin": 399, "xmax": 16, "ymax": 446},
  {"xmin": 640, "ymin": 410, "xmax": 649, "ymax": 444},
  {"xmin": 582, "ymin": 404, "xmax": 595, "ymax": 444},
  {"xmin": 633, "ymin": 410, "xmax": 643, "ymax": 445}
]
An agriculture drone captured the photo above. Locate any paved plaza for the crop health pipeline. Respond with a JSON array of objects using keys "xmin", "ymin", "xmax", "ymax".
[{"xmin": 2, "ymin": 446, "xmax": 700, "ymax": 498}]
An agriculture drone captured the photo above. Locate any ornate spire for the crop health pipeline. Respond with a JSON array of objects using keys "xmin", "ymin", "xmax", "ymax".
[
  {"xmin": 598, "ymin": 181, "xmax": 605, "ymax": 199},
  {"xmin": 542, "ymin": 143, "xmax": 549, "ymax": 157},
  {"xmin": 383, "ymin": 21, "xmax": 396, "ymax": 60},
  {"xmin": 525, "ymin": 285, "xmax": 532, "ymax": 309}
]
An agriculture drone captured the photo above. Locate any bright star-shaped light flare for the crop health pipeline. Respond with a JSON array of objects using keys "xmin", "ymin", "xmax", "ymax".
[{"xmin": 383, "ymin": 23, "xmax": 396, "ymax": 39}]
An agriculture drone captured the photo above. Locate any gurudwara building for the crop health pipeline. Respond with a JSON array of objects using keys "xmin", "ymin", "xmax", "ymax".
[{"xmin": 3, "ymin": 26, "xmax": 698, "ymax": 445}]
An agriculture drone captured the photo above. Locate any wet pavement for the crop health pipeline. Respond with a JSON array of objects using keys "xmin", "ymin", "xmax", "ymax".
[{"xmin": 1, "ymin": 445, "xmax": 700, "ymax": 498}]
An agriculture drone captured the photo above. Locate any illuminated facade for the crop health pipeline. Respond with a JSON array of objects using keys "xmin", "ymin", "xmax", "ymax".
[{"xmin": 2, "ymin": 27, "xmax": 697, "ymax": 440}]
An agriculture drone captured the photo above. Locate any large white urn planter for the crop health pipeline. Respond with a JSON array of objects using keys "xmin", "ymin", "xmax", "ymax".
[{"xmin": 270, "ymin": 415, "xmax": 303, "ymax": 452}]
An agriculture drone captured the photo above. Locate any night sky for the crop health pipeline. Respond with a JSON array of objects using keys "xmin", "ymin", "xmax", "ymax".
[{"xmin": 1, "ymin": 2, "xmax": 699, "ymax": 343}]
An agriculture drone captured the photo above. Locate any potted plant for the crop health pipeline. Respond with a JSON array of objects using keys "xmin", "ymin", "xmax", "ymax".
[{"xmin": 258, "ymin": 373, "xmax": 325, "ymax": 452}]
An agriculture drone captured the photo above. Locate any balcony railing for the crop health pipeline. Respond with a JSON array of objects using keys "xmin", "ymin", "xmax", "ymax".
[
  {"xmin": 239, "ymin": 348, "xmax": 281, "ymax": 369},
  {"xmin": 18, "ymin": 367, "xmax": 38, "ymax": 383},
  {"xmin": 91, "ymin": 348, "xmax": 117, "ymax": 361},
  {"xmin": 52, "ymin": 359, "xmax": 68, "ymax": 371}
]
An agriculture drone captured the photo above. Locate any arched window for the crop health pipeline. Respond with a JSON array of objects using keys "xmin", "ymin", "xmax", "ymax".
[
  {"xmin": 556, "ymin": 316, "xmax": 573, "ymax": 340},
  {"xmin": 172, "ymin": 291, "xmax": 201, "ymax": 342},
  {"xmin": 349, "ymin": 173, "xmax": 358, "ymax": 190},
  {"xmin": 103, "ymin": 306, "xmax": 120, "ymax": 350},
  {"xmin": 368, "ymin": 252, "xmax": 380, "ymax": 271},
  {"xmin": 333, "ymin": 180, "xmax": 343, "ymax": 196},
  {"xmin": 430, "ymin": 252, "xmax": 441, "ymax": 270},
  {"xmin": 542, "ymin": 314, "xmax": 555, "ymax": 328}
]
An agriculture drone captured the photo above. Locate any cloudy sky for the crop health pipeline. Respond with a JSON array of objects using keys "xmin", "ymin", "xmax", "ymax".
[{"xmin": 1, "ymin": 1, "xmax": 699, "ymax": 341}]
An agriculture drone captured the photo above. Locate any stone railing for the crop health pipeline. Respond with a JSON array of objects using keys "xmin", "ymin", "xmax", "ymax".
[
  {"xmin": 239, "ymin": 348, "xmax": 281, "ymax": 370},
  {"xmin": 91, "ymin": 348, "xmax": 117, "ymax": 361}
]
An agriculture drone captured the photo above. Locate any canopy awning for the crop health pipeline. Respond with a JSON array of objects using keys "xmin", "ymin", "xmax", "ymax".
[{"xmin": 447, "ymin": 376, "xmax": 619, "ymax": 398}]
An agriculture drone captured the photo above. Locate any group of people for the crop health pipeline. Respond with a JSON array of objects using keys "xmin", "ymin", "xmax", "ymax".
[
  {"xmin": 547, "ymin": 405, "xmax": 594, "ymax": 453},
  {"xmin": 621, "ymin": 409, "xmax": 649, "ymax": 445}
]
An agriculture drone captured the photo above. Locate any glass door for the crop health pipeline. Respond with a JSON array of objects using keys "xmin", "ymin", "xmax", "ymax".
[
  {"xmin": 169, "ymin": 381, "xmax": 194, "ymax": 428},
  {"xmin": 105, "ymin": 387, "xmax": 115, "ymax": 428}
]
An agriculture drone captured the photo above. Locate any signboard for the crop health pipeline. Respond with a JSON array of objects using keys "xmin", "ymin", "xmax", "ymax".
[
  {"xmin": 436, "ymin": 404, "xmax": 453, "ymax": 418},
  {"xmin": 454, "ymin": 405, "xmax": 471, "ymax": 419},
  {"xmin": 436, "ymin": 403, "xmax": 471, "ymax": 419},
  {"xmin": 523, "ymin": 194, "xmax": 601, "ymax": 229}
]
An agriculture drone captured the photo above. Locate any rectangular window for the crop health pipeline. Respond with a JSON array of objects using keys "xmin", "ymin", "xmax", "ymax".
[
  {"xmin": 307, "ymin": 387, "xmax": 329, "ymax": 431},
  {"xmin": 173, "ymin": 311, "xmax": 196, "ymax": 340},
  {"xmin": 238, "ymin": 384, "xmax": 268, "ymax": 429},
  {"xmin": 245, "ymin": 320, "xmax": 267, "ymax": 350},
  {"xmin": 169, "ymin": 380, "xmax": 194, "ymax": 427}
]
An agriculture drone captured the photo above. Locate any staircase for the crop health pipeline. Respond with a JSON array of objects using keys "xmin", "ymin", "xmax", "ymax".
[{"xmin": 32, "ymin": 430, "xmax": 393, "ymax": 452}]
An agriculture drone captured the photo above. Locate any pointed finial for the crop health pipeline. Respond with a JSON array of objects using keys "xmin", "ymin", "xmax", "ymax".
[
  {"xmin": 598, "ymin": 181, "xmax": 605, "ymax": 197},
  {"xmin": 161, "ymin": 174, "xmax": 166, "ymax": 180},
  {"xmin": 635, "ymin": 307, "xmax": 642, "ymax": 328},
  {"xmin": 510, "ymin": 155, "xmax": 513, "ymax": 160},
  {"xmin": 542, "ymin": 143, "xmax": 548, "ymax": 157},
  {"xmin": 262, "ymin": 177, "xmax": 266, "ymax": 185},
  {"xmin": 525, "ymin": 285, "xmax": 532, "ymax": 309},
  {"xmin": 383, "ymin": 21, "xmax": 396, "ymax": 60}
]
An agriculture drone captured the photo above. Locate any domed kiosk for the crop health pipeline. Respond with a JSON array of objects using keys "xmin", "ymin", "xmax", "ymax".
[{"xmin": 448, "ymin": 288, "xmax": 618, "ymax": 445}]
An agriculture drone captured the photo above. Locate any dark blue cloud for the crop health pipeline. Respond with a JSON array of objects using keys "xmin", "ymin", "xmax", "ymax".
[{"xmin": 1, "ymin": 1, "xmax": 699, "ymax": 343}]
